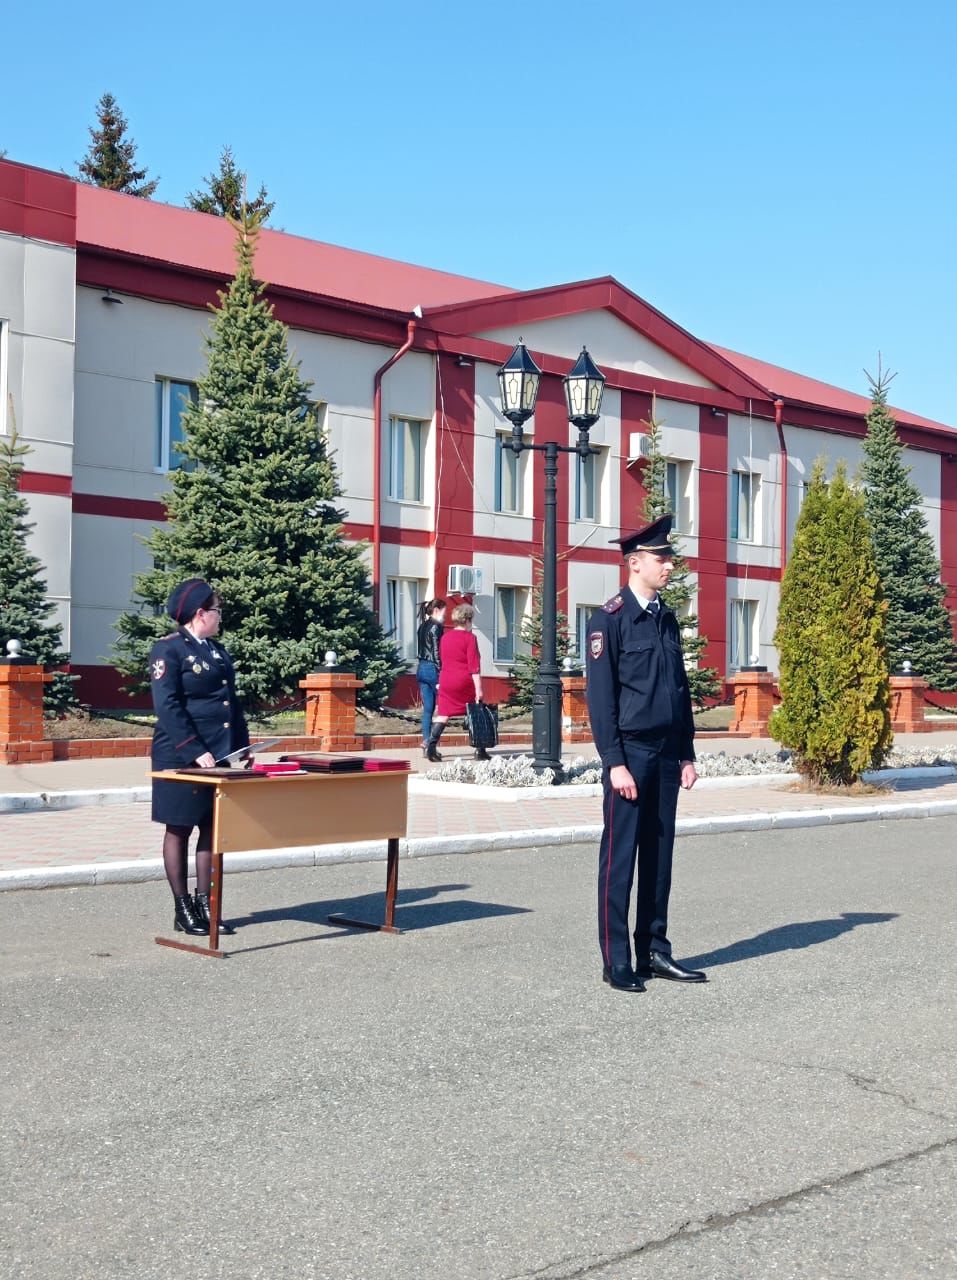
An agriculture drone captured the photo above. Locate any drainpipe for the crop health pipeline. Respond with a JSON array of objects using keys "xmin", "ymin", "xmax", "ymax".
[
  {"xmin": 372, "ymin": 317, "xmax": 417, "ymax": 614},
  {"xmin": 774, "ymin": 398, "xmax": 788, "ymax": 572}
]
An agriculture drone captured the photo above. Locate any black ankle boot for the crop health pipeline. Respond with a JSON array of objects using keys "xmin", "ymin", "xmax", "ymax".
[
  {"xmin": 426, "ymin": 723, "xmax": 446, "ymax": 762},
  {"xmin": 173, "ymin": 893, "xmax": 208, "ymax": 935},
  {"xmin": 474, "ymin": 747, "xmax": 490, "ymax": 761},
  {"xmin": 193, "ymin": 892, "xmax": 236, "ymax": 936}
]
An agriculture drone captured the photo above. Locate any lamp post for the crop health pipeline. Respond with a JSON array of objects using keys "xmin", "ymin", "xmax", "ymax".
[{"xmin": 497, "ymin": 340, "xmax": 605, "ymax": 781}]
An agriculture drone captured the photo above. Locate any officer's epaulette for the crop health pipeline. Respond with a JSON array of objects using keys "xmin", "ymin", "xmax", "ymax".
[
  {"xmin": 158, "ymin": 632, "xmax": 178, "ymax": 642},
  {"xmin": 601, "ymin": 594, "xmax": 625, "ymax": 614}
]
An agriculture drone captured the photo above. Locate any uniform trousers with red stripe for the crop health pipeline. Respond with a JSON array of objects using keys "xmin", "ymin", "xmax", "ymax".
[{"xmin": 598, "ymin": 739, "xmax": 680, "ymax": 969}]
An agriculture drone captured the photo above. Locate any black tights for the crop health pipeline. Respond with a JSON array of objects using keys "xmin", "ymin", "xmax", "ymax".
[{"xmin": 162, "ymin": 822, "xmax": 213, "ymax": 898}]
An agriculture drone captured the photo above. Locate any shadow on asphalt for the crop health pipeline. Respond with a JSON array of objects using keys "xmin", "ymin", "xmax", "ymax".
[
  {"xmin": 680, "ymin": 911, "xmax": 899, "ymax": 970},
  {"xmin": 227, "ymin": 882, "xmax": 532, "ymax": 942}
]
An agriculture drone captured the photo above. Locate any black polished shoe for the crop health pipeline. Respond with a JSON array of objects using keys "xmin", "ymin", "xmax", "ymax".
[
  {"xmin": 602, "ymin": 964, "xmax": 646, "ymax": 992},
  {"xmin": 193, "ymin": 892, "xmax": 236, "ymax": 936},
  {"xmin": 640, "ymin": 953, "xmax": 707, "ymax": 983},
  {"xmin": 474, "ymin": 748, "xmax": 490, "ymax": 761},
  {"xmin": 173, "ymin": 893, "xmax": 208, "ymax": 936}
]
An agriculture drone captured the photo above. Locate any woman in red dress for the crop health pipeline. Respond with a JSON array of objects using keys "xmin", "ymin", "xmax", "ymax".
[{"xmin": 426, "ymin": 602, "xmax": 486, "ymax": 762}]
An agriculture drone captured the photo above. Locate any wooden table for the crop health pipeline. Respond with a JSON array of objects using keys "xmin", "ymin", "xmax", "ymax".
[{"xmin": 150, "ymin": 769, "xmax": 409, "ymax": 958}]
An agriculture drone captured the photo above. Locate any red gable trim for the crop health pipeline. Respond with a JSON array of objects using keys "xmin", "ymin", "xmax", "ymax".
[
  {"xmin": 423, "ymin": 277, "xmax": 770, "ymax": 401},
  {"xmin": 0, "ymin": 160, "xmax": 76, "ymax": 248}
]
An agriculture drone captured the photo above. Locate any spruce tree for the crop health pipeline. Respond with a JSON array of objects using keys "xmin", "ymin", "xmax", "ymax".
[
  {"xmin": 507, "ymin": 571, "xmax": 571, "ymax": 710},
  {"xmin": 112, "ymin": 207, "xmax": 403, "ymax": 709},
  {"xmin": 769, "ymin": 461, "xmax": 891, "ymax": 785},
  {"xmin": 186, "ymin": 145, "xmax": 274, "ymax": 222},
  {"xmin": 860, "ymin": 364, "xmax": 957, "ymax": 690},
  {"xmin": 639, "ymin": 402, "xmax": 720, "ymax": 705},
  {"xmin": 0, "ymin": 427, "xmax": 77, "ymax": 713},
  {"xmin": 77, "ymin": 93, "xmax": 158, "ymax": 197}
]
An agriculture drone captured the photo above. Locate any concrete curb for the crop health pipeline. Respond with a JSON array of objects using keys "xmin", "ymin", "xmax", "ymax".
[
  {"xmin": 3, "ymin": 765, "xmax": 953, "ymax": 813},
  {"xmin": 4, "ymin": 796, "xmax": 957, "ymax": 892}
]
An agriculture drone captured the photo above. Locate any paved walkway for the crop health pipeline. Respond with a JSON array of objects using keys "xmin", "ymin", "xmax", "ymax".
[{"xmin": 2, "ymin": 732, "xmax": 957, "ymax": 890}]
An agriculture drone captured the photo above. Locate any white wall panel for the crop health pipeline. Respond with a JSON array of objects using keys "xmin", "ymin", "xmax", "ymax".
[
  {"xmin": 0, "ymin": 234, "xmax": 26, "ymax": 328},
  {"xmin": 23, "ymin": 241, "xmax": 75, "ymax": 342},
  {"xmin": 478, "ymin": 312, "xmax": 718, "ymax": 387}
]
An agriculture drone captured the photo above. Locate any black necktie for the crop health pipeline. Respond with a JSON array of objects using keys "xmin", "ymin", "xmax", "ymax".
[{"xmin": 648, "ymin": 599, "xmax": 661, "ymax": 621}]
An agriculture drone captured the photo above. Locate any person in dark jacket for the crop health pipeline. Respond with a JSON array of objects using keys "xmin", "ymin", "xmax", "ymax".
[
  {"xmin": 150, "ymin": 578, "xmax": 249, "ymax": 936},
  {"xmin": 415, "ymin": 598, "xmax": 446, "ymax": 755},
  {"xmin": 585, "ymin": 515, "xmax": 704, "ymax": 993}
]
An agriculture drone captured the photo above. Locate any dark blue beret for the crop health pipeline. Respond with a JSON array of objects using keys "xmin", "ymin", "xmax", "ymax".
[
  {"xmin": 166, "ymin": 578, "xmax": 213, "ymax": 622},
  {"xmin": 611, "ymin": 513, "xmax": 675, "ymax": 557}
]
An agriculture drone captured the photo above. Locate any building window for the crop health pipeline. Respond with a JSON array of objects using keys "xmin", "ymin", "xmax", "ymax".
[
  {"xmin": 495, "ymin": 585, "xmax": 528, "ymax": 663},
  {"xmin": 575, "ymin": 448, "xmax": 603, "ymax": 522},
  {"xmin": 729, "ymin": 598, "xmax": 759, "ymax": 670},
  {"xmin": 388, "ymin": 416, "xmax": 425, "ymax": 502},
  {"xmin": 730, "ymin": 470, "xmax": 759, "ymax": 541},
  {"xmin": 575, "ymin": 604, "xmax": 600, "ymax": 664},
  {"xmin": 154, "ymin": 378, "xmax": 199, "ymax": 471},
  {"xmin": 0, "ymin": 319, "xmax": 9, "ymax": 435},
  {"xmin": 385, "ymin": 577, "xmax": 424, "ymax": 664},
  {"xmin": 663, "ymin": 459, "xmax": 692, "ymax": 532},
  {"xmin": 495, "ymin": 433, "xmax": 524, "ymax": 514}
]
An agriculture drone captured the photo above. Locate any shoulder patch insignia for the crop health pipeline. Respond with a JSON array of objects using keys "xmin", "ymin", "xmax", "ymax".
[
  {"xmin": 151, "ymin": 659, "xmax": 166, "ymax": 680},
  {"xmin": 601, "ymin": 594, "xmax": 625, "ymax": 614},
  {"xmin": 589, "ymin": 631, "xmax": 605, "ymax": 659}
]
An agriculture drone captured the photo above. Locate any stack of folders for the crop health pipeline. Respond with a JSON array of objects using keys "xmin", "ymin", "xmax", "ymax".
[
  {"xmin": 279, "ymin": 754, "xmax": 365, "ymax": 773},
  {"xmin": 361, "ymin": 758, "xmax": 411, "ymax": 772},
  {"xmin": 251, "ymin": 761, "xmax": 307, "ymax": 776}
]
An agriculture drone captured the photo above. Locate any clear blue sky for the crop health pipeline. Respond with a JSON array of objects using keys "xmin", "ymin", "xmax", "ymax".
[{"xmin": 6, "ymin": 0, "xmax": 956, "ymax": 424}]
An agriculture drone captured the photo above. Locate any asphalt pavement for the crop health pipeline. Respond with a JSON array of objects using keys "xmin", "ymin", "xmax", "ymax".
[{"xmin": 2, "ymin": 817, "xmax": 955, "ymax": 1279}]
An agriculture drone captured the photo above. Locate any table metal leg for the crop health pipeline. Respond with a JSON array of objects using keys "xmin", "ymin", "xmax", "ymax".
[{"xmin": 329, "ymin": 836, "xmax": 402, "ymax": 934}]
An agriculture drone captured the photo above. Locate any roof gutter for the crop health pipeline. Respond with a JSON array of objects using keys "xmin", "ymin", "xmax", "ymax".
[
  {"xmin": 372, "ymin": 317, "xmax": 417, "ymax": 614},
  {"xmin": 774, "ymin": 398, "xmax": 788, "ymax": 574}
]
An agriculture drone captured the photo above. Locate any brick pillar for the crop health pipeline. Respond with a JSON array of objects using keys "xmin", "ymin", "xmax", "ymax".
[
  {"xmin": 561, "ymin": 674, "xmax": 591, "ymax": 744},
  {"xmin": 0, "ymin": 662, "xmax": 54, "ymax": 764},
  {"xmin": 299, "ymin": 671, "xmax": 364, "ymax": 751},
  {"xmin": 889, "ymin": 674, "xmax": 931, "ymax": 733},
  {"xmin": 728, "ymin": 670, "xmax": 777, "ymax": 738}
]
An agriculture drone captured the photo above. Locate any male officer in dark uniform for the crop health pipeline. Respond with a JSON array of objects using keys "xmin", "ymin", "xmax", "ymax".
[{"xmin": 585, "ymin": 515, "xmax": 707, "ymax": 992}]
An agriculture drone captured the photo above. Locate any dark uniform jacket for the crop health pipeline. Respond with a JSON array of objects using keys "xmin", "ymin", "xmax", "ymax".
[
  {"xmin": 149, "ymin": 628, "xmax": 249, "ymax": 769},
  {"xmin": 585, "ymin": 586, "xmax": 695, "ymax": 770}
]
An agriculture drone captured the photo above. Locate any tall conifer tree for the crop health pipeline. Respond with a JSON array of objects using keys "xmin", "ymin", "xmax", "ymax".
[
  {"xmin": 639, "ymin": 401, "xmax": 720, "ymax": 704},
  {"xmin": 0, "ymin": 427, "xmax": 76, "ymax": 712},
  {"xmin": 186, "ymin": 145, "xmax": 274, "ymax": 221},
  {"xmin": 860, "ymin": 364, "xmax": 957, "ymax": 690},
  {"xmin": 770, "ymin": 461, "xmax": 891, "ymax": 784},
  {"xmin": 113, "ymin": 207, "xmax": 403, "ymax": 708},
  {"xmin": 508, "ymin": 569, "xmax": 572, "ymax": 710},
  {"xmin": 77, "ymin": 93, "xmax": 158, "ymax": 197}
]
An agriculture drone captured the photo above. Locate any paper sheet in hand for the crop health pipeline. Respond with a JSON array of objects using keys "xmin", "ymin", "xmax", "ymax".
[{"xmin": 216, "ymin": 737, "xmax": 284, "ymax": 766}]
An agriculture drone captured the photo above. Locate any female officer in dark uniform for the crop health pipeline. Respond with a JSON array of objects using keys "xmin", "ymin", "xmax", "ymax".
[{"xmin": 150, "ymin": 578, "xmax": 249, "ymax": 936}]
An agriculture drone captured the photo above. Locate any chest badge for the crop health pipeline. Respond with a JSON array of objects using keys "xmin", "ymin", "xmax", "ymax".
[
  {"xmin": 192, "ymin": 663, "xmax": 203, "ymax": 675},
  {"xmin": 589, "ymin": 632, "xmax": 605, "ymax": 659},
  {"xmin": 151, "ymin": 659, "xmax": 166, "ymax": 680},
  {"xmin": 201, "ymin": 660, "xmax": 210, "ymax": 670}
]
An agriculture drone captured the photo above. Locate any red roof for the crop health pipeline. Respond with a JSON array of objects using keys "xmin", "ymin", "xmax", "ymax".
[
  {"xmin": 709, "ymin": 343, "xmax": 952, "ymax": 433},
  {"xmin": 75, "ymin": 183, "xmax": 512, "ymax": 313}
]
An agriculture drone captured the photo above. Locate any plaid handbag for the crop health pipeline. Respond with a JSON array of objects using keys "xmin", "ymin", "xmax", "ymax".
[{"xmin": 465, "ymin": 701, "xmax": 499, "ymax": 749}]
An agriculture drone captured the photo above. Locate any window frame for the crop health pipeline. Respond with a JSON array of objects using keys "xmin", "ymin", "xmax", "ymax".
[
  {"xmin": 575, "ymin": 447, "xmax": 603, "ymax": 523},
  {"xmin": 730, "ymin": 469, "xmax": 759, "ymax": 542},
  {"xmin": 384, "ymin": 576, "xmax": 424, "ymax": 666},
  {"xmin": 729, "ymin": 597, "xmax": 759, "ymax": 671},
  {"xmin": 154, "ymin": 376, "xmax": 199, "ymax": 473},
  {"xmin": 575, "ymin": 604, "xmax": 601, "ymax": 665},
  {"xmin": 0, "ymin": 318, "xmax": 8, "ymax": 435},
  {"xmin": 494, "ymin": 431, "xmax": 524, "ymax": 514},
  {"xmin": 387, "ymin": 415, "xmax": 426, "ymax": 503},
  {"xmin": 494, "ymin": 584, "xmax": 528, "ymax": 664}
]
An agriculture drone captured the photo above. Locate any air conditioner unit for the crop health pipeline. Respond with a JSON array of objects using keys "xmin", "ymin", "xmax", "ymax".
[
  {"xmin": 627, "ymin": 432, "xmax": 653, "ymax": 462},
  {"xmin": 448, "ymin": 565, "xmax": 484, "ymax": 595}
]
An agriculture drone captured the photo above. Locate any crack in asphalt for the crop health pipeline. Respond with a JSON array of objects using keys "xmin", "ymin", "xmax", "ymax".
[{"xmin": 504, "ymin": 1132, "xmax": 957, "ymax": 1280}]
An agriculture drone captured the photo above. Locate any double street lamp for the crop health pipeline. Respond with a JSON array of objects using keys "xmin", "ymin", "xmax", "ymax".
[{"xmin": 497, "ymin": 340, "xmax": 606, "ymax": 781}]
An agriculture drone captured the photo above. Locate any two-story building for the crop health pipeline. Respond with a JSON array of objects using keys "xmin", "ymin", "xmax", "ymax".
[{"xmin": 2, "ymin": 157, "xmax": 955, "ymax": 706}]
